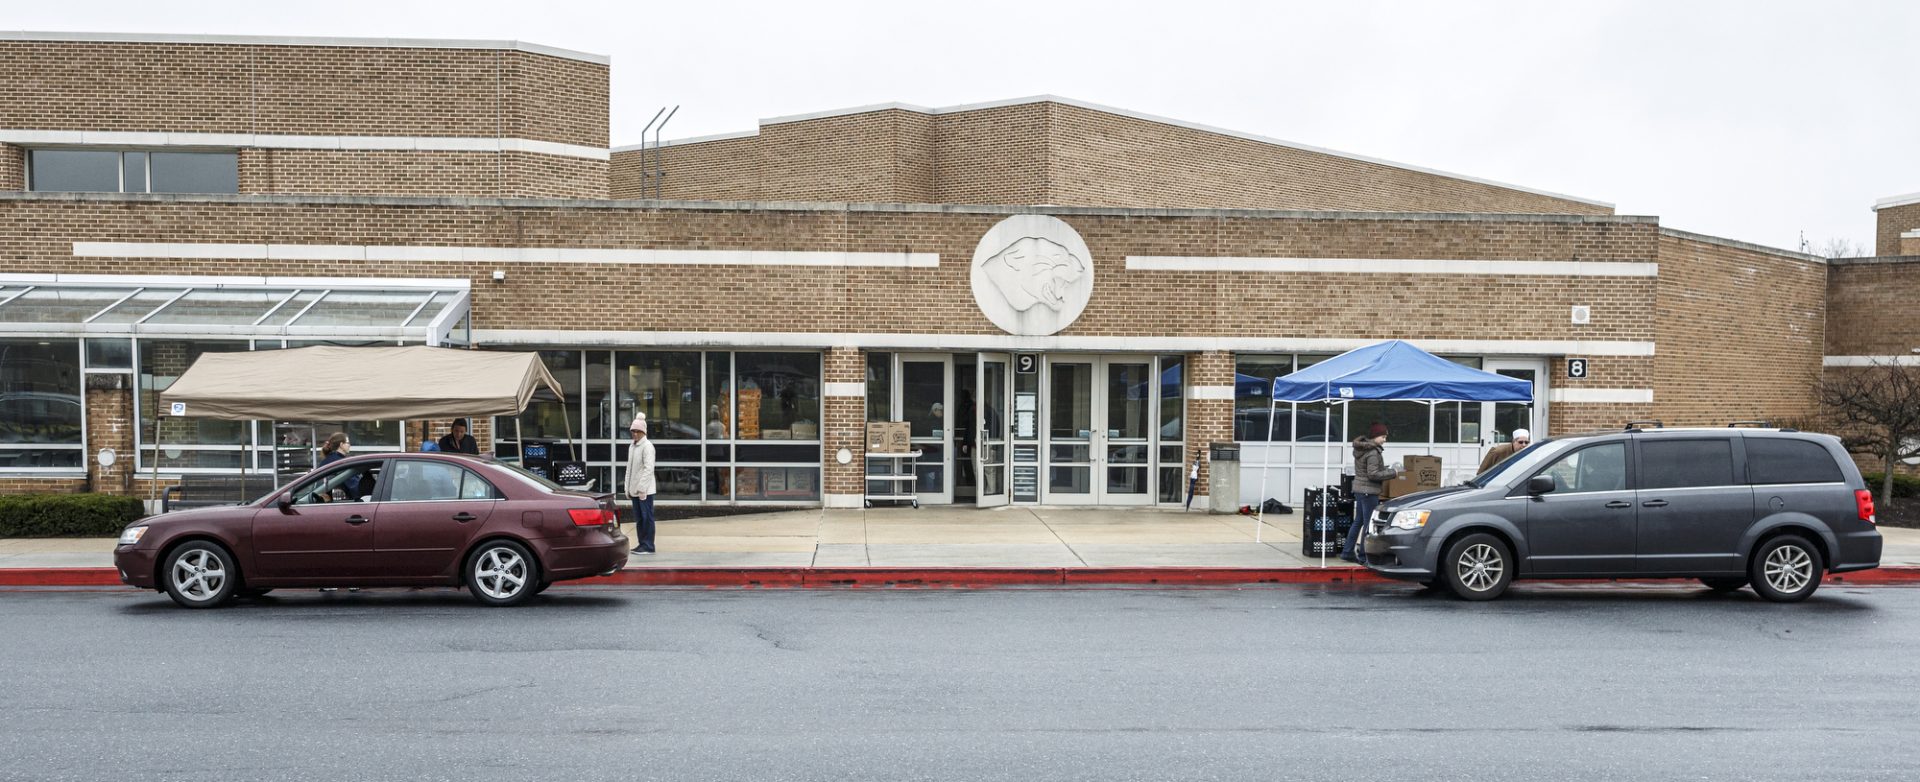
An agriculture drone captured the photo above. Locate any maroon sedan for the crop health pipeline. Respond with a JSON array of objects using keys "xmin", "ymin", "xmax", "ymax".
[{"xmin": 114, "ymin": 452, "xmax": 629, "ymax": 608}]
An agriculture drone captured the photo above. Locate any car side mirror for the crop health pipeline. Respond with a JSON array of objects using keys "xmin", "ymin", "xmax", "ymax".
[
  {"xmin": 276, "ymin": 496, "xmax": 294, "ymax": 512},
  {"xmin": 1527, "ymin": 475, "xmax": 1555, "ymax": 496}
]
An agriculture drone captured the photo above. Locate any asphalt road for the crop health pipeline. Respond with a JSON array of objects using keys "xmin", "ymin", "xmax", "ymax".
[{"xmin": 2, "ymin": 583, "xmax": 1916, "ymax": 782}]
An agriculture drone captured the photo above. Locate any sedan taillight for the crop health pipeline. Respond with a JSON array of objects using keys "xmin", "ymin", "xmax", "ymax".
[{"xmin": 569, "ymin": 508, "xmax": 611, "ymax": 526}]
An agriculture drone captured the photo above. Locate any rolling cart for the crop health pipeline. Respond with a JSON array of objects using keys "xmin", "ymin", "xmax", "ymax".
[{"xmin": 864, "ymin": 448, "xmax": 922, "ymax": 508}]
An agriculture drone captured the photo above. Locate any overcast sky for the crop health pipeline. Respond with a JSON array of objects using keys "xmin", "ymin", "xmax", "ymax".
[{"xmin": 13, "ymin": 1, "xmax": 1915, "ymax": 252}]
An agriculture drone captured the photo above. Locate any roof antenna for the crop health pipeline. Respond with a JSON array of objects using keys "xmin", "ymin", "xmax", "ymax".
[{"xmin": 650, "ymin": 105, "xmax": 679, "ymax": 199}]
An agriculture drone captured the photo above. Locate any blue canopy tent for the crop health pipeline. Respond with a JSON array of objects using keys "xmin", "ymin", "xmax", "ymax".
[{"xmin": 1249, "ymin": 341, "xmax": 1534, "ymax": 562}]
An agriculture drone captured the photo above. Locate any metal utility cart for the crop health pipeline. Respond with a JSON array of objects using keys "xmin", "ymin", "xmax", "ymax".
[{"xmin": 864, "ymin": 448, "xmax": 922, "ymax": 508}]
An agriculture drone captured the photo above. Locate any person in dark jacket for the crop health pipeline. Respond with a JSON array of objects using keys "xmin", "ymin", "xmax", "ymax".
[
  {"xmin": 318, "ymin": 432, "xmax": 350, "ymax": 467},
  {"xmin": 1343, "ymin": 422, "xmax": 1402, "ymax": 563},
  {"xmin": 437, "ymin": 419, "xmax": 479, "ymax": 455}
]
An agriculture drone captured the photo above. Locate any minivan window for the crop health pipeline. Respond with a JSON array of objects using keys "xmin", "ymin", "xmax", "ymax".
[
  {"xmin": 1639, "ymin": 439, "xmax": 1735, "ymax": 490},
  {"xmin": 1746, "ymin": 438, "xmax": 1843, "ymax": 484},
  {"xmin": 1470, "ymin": 439, "xmax": 1555, "ymax": 486},
  {"xmin": 1534, "ymin": 442, "xmax": 1627, "ymax": 493}
]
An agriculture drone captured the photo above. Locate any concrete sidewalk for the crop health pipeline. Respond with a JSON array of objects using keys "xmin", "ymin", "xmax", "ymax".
[{"xmin": 4, "ymin": 507, "xmax": 1918, "ymax": 571}]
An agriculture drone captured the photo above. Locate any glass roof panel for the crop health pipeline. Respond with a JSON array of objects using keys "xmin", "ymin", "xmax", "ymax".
[
  {"xmin": 144, "ymin": 289, "xmax": 299, "ymax": 326},
  {"xmin": 0, "ymin": 288, "xmax": 134, "ymax": 324},
  {"xmin": 404, "ymin": 291, "xmax": 461, "ymax": 327},
  {"xmin": 259, "ymin": 291, "xmax": 326, "ymax": 327},
  {"xmin": 89, "ymin": 289, "xmax": 189, "ymax": 324},
  {"xmin": 290, "ymin": 291, "xmax": 436, "ymax": 328}
]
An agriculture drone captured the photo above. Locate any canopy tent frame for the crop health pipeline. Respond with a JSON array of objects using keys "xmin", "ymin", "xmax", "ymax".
[
  {"xmin": 149, "ymin": 345, "xmax": 572, "ymax": 503},
  {"xmin": 1246, "ymin": 341, "xmax": 1535, "ymax": 565}
]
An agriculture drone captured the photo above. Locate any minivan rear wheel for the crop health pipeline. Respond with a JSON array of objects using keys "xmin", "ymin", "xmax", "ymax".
[
  {"xmin": 1442, "ymin": 533, "xmax": 1513, "ymax": 601},
  {"xmin": 1749, "ymin": 535, "xmax": 1823, "ymax": 603}
]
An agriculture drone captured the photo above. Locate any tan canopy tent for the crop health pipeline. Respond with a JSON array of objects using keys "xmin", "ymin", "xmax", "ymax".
[
  {"xmin": 161, "ymin": 346, "xmax": 563, "ymax": 421},
  {"xmin": 154, "ymin": 346, "xmax": 571, "ymax": 498}
]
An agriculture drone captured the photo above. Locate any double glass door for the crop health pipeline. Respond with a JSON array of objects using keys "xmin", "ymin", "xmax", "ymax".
[{"xmin": 1043, "ymin": 355, "xmax": 1155, "ymax": 506}]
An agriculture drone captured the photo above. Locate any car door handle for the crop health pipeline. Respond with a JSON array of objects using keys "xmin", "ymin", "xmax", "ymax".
[
  {"xmin": 344, "ymin": 515, "xmax": 371, "ymax": 525},
  {"xmin": 1641, "ymin": 500, "xmax": 1669, "ymax": 508},
  {"xmin": 1604, "ymin": 501, "xmax": 1632, "ymax": 509},
  {"xmin": 452, "ymin": 512, "xmax": 478, "ymax": 523}
]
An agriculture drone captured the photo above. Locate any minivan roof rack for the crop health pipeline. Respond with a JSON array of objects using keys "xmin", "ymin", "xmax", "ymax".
[
  {"xmin": 1624, "ymin": 420, "xmax": 1664, "ymax": 431},
  {"xmin": 1727, "ymin": 420, "xmax": 1772, "ymax": 428}
]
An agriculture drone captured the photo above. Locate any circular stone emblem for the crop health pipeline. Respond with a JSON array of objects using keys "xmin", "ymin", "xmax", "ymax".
[{"xmin": 968, "ymin": 215, "xmax": 1095, "ymax": 336}]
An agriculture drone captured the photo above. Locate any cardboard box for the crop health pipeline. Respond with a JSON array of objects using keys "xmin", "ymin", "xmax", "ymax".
[
  {"xmin": 1383, "ymin": 454, "xmax": 1443, "ymax": 499},
  {"xmin": 866, "ymin": 421, "xmax": 911, "ymax": 454}
]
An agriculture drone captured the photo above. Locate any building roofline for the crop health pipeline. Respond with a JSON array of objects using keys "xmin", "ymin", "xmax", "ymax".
[
  {"xmin": 1658, "ymin": 227, "xmax": 1825, "ymax": 264},
  {"xmin": 1827, "ymin": 254, "xmax": 1920, "ymax": 266},
  {"xmin": 1873, "ymin": 191, "xmax": 1920, "ymax": 211},
  {"xmin": 629, "ymin": 94, "xmax": 1614, "ymax": 210},
  {"xmin": 0, "ymin": 190, "xmax": 1663, "ymax": 223},
  {"xmin": 0, "ymin": 30, "xmax": 609, "ymax": 65}
]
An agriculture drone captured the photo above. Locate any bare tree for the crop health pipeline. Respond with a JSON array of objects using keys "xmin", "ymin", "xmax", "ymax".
[
  {"xmin": 1815, "ymin": 361, "xmax": 1920, "ymax": 505},
  {"xmin": 1814, "ymin": 236, "xmax": 1871, "ymax": 260}
]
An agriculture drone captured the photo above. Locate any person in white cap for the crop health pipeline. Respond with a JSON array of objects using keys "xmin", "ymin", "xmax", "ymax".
[
  {"xmin": 625, "ymin": 412, "xmax": 657, "ymax": 554},
  {"xmin": 1478, "ymin": 428, "xmax": 1532, "ymax": 474}
]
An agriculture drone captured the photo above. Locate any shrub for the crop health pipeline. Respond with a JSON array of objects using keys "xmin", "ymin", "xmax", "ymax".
[
  {"xmin": 0, "ymin": 493, "xmax": 147, "ymax": 537},
  {"xmin": 1862, "ymin": 472, "xmax": 1920, "ymax": 499}
]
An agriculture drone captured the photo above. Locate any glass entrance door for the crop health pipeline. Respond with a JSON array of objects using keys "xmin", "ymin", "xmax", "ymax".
[
  {"xmin": 1042, "ymin": 355, "xmax": 1157, "ymax": 506},
  {"xmin": 1481, "ymin": 359, "xmax": 1546, "ymax": 449},
  {"xmin": 900, "ymin": 354, "xmax": 952, "ymax": 505},
  {"xmin": 975, "ymin": 354, "xmax": 1010, "ymax": 508}
]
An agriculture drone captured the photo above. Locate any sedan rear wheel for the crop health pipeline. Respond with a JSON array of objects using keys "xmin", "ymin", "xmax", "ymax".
[
  {"xmin": 1442, "ymin": 533, "xmax": 1513, "ymax": 601},
  {"xmin": 1749, "ymin": 535, "xmax": 1823, "ymax": 603},
  {"xmin": 465, "ymin": 540, "xmax": 540, "ymax": 607},
  {"xmin": 162, "ymin": 542, "xmax": 238, "ymax": 609}
]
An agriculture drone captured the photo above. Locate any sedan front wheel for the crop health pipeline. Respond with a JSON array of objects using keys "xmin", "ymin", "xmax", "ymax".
[
  {"xmin": 162, "ymin": 542, "xmax": 239, "ymax": 609},
  {"xmin": 465, "ymin": 540, "xmax": 540, "ymax": 607}
]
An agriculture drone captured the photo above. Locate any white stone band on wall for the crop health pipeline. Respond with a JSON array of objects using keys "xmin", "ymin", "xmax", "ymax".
[
  {"xmin": 1126, "ymin": 256, "xmax": 1657, "ymax": 277},
  {"xmin": 822, "ymin": 382, "xmax": 866, "ymax": 397},
  {"xmin": 72, "ymin": 242, "xmax": 938, "ymax": 268},
  {"xmin": 1547, "ymin": 388, "xmax": 1654, "ymax": 404},
  {"xmin": 2, "ymin": 130, "xmax": 610, "ymax": 161},
  {"xmin": 1188, "ymin": 386, "xmax": 1236, "ymax": 400}
]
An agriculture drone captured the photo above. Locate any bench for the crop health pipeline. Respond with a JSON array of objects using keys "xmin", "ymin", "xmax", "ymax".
[{"xmin": 161, "ymin": 475, "xmax": 283, "ymax": 513}]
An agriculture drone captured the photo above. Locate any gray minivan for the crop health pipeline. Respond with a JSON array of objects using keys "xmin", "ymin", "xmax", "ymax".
[{"xmin": 1362, "ymin": 426, "xmax": 1883, "ymax": 602}]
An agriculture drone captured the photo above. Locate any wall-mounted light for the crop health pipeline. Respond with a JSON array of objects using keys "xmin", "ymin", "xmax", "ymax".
[{"xmin": 491, "ymin": 270, "xmax": 506, "ymax": 283}]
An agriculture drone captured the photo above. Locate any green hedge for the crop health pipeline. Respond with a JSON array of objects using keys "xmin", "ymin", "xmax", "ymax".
[
  {"xmin": 0, "ymin": 494, "xmax": 147, "ymax": 537},
  {"xmin": 1863, "ymin": 472, "xmax": 1920, "ymax": 499}
]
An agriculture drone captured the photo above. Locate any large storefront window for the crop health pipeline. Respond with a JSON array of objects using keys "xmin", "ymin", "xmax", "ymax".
[
  {"xmin": 138, "ymin": 340, "xmax": 251, "ymax": 470},
  {"xmin": 496, "ymin": 349, "xmax": 823, "ymax": 504},
  {"xmin": 0, "ymin": 339, "xmax": 83, "ymax": 469}
]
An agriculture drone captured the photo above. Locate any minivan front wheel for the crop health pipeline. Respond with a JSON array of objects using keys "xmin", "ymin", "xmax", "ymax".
[
  {"xmin": 1750, "ymin": 535, "xmax": 1823, "ymax": 603},
  {"xmin": 1442, "ymin": 533, "xmax": 1513, "ymax": 601}
]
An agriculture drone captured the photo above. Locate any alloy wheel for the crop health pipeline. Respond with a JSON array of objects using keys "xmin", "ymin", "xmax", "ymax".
[
  {"xmin": 1763, "ymin": 543, "xmax": 1814, "ymax": 594},
  {"xmin": 473, "ymin": 548, "xmax": 527, "ymax": 600},
  {"xmin": 170, "ymin": 548, "xmax": 227, "ymax": 603},
  {"xmin": 1456, "ymin": 543, "xmax": 1505, "ymax": 593}
]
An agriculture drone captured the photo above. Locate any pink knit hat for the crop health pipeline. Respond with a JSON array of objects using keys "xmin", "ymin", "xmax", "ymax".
[{"xmin": 629, "ymin": 412, "xmax": 647, "ymax": 432}]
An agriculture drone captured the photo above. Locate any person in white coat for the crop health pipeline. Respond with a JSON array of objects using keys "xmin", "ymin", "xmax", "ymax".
[{"xmin": 625, "ymin": 413, "xmax": 657, "ymax": 554}]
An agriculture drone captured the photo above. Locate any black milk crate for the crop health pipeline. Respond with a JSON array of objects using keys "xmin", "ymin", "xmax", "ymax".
[
  {"xmin": 1301, "ymin": 517, "xmax": 1349, "ymax": 557},
  {"xmin": 1302, "ymin": 487, "xmax": 1355, "ymax": 523}
]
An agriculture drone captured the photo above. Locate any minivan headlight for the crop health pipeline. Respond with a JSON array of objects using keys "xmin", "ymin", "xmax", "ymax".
[
  {"xmin": 117, "ymin": 526, "xmax": 148, "ymax": 546},
  {"xmin": 1389, "ymin": 510, "xmax": 1430, "ymax": 530}
]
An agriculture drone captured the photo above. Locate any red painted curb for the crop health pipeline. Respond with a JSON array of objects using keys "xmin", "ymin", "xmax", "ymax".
[{"xmin": 4, "ymin": 565, "xmax": 1918, "ymax": 589}]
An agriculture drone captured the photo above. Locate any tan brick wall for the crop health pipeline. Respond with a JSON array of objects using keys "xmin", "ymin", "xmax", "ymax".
[
  {"xmin": 0, "ymin": 477, "xmax": 87, "ymax": 495},
  {"xmin": 85, "ymin": 381, "xmax": 136, "ymax": 495},
  {"xmin": 0, "ymin": 40, "xmax": 608, "ymax": 198},
  {"xmin": 637, "ymin": 100, "xmax": 1611, "ymax": 214},
  {"xmin": 1826, "ymin": 257, "xmax": 1920, "ymax": 356},
  {"xmin": 1189, "ymin": 351, "xmax": 1235, "ymax": 498},
  {"xmin": 1874, "ymin": 202, "xmax": 1920, "ymax": 255},
  {"xmin": 1652, "ymin": 233, "xmax": 1825, "ymax": 427},
  {"xmin": 238, "ymin": 149, "xmax": 605, "ymax": 199},
  {"xmin": 0, "ymin": 144, "xmax": 21, "ymax": 190},
  {"xmin": 822, "ymin": 347, "xmax": 865, "ymax": 497}
]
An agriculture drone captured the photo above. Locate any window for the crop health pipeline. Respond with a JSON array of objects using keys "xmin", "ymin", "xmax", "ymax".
[
  {"xmin": 1234, "ymin": 355, "xmax": 1292, "ymax": 441},
  {"xmin": 28, "ymin": 150, "xmax": 237, "ymax": 194},
  {"xmin": 0, "ymin": 339, "xmax": 83, "ymax": 469},
  {"xmin": 138, "ymin": 340, "xmax": 251, "ymax": 469},
  {"xmin": 866, "ymin": 352, "xmax": 893, "ymax": 422},
  {"xmin": 1344, "ymin": 400, "xmax": 1432, "ymax": 444},
  {"xmin": 618, "ymin": 351, "xmax": 702, "ymax": 441},
  {"xmin": 1536, "ymin": 443, "xmax": 1628, "ymax": 494},
  {"xmin": 1745, "ymin": 438, "xmax": 1843, "ymax": 485},
  {"xmin": 1639, "ymin": 440, "xmax": 1736, "ymax": 490},
  {"xmin": 734, "ymin": 352, "xmax": 821, "ymax": 441},
  {"xmin": 290, "ymin": 462, "xmax": 382, "ymax": 505},
  {"xmin": 388, "ymin": 460, "xmax": 493, "ymax": 502},
  {"xmin": 1158, "ymin": 354, "xmax": 1184, "ymax": 441}
]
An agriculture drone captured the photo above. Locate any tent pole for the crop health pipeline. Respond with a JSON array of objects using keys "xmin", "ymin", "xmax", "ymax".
[
  {"xmin": 1322, "ymin": 397, "xmax": 1332, "ymax": 568},
  {"xmin": 516, "ymin": 417, "xmax": 524, "ymax": 464},
  {"xmin": 1253, "ymin": 383, "xmax": 1279, "ymax": 544},
  {"xmin": 150, "ymin": 413, "xmax": 161, "ymax": 507}
]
